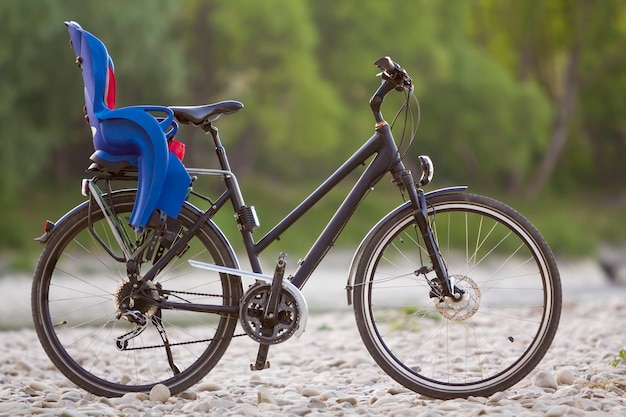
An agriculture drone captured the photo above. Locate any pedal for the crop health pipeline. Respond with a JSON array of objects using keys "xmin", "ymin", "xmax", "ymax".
[{"xmin": 250, "ymin": 343, "xmax": 271, "ymax": 371}]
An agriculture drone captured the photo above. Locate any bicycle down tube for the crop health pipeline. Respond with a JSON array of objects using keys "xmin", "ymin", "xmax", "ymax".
[{"xmin": 257, "ymin": 123, "xmax": 404, "ymax": 288}]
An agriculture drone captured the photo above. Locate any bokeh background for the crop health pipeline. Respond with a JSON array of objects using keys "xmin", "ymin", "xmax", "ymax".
[{"xmin": 1, "ymin": 0, "xmax": 625, "ymax": 277}]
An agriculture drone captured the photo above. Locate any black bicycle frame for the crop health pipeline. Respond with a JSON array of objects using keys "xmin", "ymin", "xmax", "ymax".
[
  {"xmin": 141, "ymin": 122, "xmax": 406, "ymax": 288},
  {"xmin": 140, "ymin": 78, "xmax": 453, "ymax": 298}
]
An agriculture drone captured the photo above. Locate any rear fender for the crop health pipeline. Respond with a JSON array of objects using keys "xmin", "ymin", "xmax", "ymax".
[{"xmin": 34, "ymin": 190, "xmax": 240, "ymax": 274}]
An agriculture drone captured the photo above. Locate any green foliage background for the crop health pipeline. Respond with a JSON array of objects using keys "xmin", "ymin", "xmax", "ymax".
[{"xmin": 1, "ymin": 0, "xmax": 625, "ymax": 266}]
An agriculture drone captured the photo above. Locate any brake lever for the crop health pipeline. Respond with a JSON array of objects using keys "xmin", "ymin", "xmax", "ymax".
[
  {"xmin": 375, "ymin": 56, "xmax": 397, "ymax": 72},
  {"xmin": 375, "ymin": 57, "xmax": 412, "ymax": 91},
  {"xmin": 377, "ymin": 70, "xmax": 412, "ymax": 92}
]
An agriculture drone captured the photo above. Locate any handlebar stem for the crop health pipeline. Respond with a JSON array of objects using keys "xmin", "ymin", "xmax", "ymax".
[{"xmin": 369, "ymin": 80, "xmax": 397, "ymax": 125}]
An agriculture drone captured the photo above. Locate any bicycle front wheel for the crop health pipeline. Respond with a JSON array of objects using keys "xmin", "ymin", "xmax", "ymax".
[
  {"xmin": 353, "ymin": 192, "xmax": 561, "ymax": 399},
  {"xmin": 32, "ymin": 190, "xmax": 242, "ymax": 397}
]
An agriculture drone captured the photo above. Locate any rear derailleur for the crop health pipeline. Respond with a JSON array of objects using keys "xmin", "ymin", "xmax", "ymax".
[{"xmin": 113, "ymin": 274, "xmax": 161, "ymax": 350}]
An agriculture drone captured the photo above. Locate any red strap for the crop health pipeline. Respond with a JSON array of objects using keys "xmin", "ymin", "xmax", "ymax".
[
  {"xmin": 105, "ymin": 63, "xmax": 116, "ymax": 109},
  {"xmin": 168, "ymin": 140, "xmax": 186, "ymax": 162}
]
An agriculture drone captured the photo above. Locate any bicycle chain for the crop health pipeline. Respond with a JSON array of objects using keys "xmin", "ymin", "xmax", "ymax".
[
  {"xmin": 120, "ymin": 289, "xmax": 246, "ymax": 351},
  {"xmin": 163, "ymin": 289, "xmax": 227, "ymax": 299},
  {"xmin": 122, "ymin": 331, "xmax": 248, "ymax": 351}
]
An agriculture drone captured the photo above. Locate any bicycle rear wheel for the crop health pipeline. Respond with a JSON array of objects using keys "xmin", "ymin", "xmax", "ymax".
[
  {"xmin": 352, "ymin": 192, "xmax": 561, "ymax": 399},
  {"xmin": 32, "ymin": 190, "xmax": 242, "ymax": 397}
]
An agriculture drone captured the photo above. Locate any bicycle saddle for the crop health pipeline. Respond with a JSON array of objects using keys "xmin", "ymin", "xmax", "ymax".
[{"xmin": 170, "ymin": 101, "xmax": 244, "ymax": 125}]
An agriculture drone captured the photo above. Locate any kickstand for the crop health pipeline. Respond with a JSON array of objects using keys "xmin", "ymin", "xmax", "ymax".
[
  {"xmin": 250, "ymin": 343, "xmax": 271, "ymax": 371},
  {"xmin": 153, "ymin": 310, "xmax": 180, "ymax": 375}
]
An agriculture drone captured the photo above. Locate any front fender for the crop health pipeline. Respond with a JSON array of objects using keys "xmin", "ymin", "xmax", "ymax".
[{"xmin": 345, "ymin": 186, "xmax": 467, "ymax": 306}]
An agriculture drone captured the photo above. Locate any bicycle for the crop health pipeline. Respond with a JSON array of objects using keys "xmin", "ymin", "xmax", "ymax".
[{"xmin": 32, "ymin": 28, "xmax": 561, "ymax": 400}]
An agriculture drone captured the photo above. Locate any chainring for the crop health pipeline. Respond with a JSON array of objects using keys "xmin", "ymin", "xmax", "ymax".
[{"xmin": 239, "ymin": 283, "xmax": 300, "ymax": 345}]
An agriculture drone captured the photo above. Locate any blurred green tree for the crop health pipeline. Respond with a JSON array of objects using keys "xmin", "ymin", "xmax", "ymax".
[
  {"xmin": 311, "ymin": 0, "xmax": 552, "ymax": 193},
  {"xmin": 472, "ymin": 0, "xmax": 626, "ymax": 197},
  {"xmin": 178, "ymin": 0, "xmax": 344, "ymax": 179}
]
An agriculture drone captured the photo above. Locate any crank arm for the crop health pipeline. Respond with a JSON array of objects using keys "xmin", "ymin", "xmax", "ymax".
[{"xmin": 264, "ymin": 253, "xmax": 286, "ymax": 322}]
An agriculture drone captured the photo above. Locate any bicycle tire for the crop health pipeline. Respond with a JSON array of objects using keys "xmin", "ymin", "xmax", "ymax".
[
  {"xmin": 32, "ymin": 190, "xmax": 242, "ymax": 397},
  {"xmin": 352, "ymin": 192, "xmax": 561, "ymax": 399}
]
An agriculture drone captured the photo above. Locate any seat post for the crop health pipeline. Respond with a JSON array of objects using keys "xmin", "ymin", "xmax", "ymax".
[
  {"xmin": 205, "ymin": 124, "xmax": 232, "ymax": 173},
  {"xmin": 205, "ymin": 123, "xmax": 248, "ymax": 211}
]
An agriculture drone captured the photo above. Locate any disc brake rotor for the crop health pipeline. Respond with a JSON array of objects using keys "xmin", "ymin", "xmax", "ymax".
[{"xmin": 434, "ymin": 275, "xmax": 481, "ymax": 321}]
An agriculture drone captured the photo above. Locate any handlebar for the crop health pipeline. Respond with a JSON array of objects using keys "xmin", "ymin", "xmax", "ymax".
[
  {"xmin": 374, "ymin": 56, "xmax": 412, "ymax": 92},
  {"xmin": 370, "ymin": 56, "xmax": 413, "ymax": 125}
]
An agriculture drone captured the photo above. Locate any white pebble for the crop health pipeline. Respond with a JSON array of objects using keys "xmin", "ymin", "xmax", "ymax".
[
  {"xmin": 196, "ymin": 382, "xmax": 223, "ymax": 392},
  {"xmin": 319, "ymin": 391, "xmax": 337, "ymax": 400},
  {"xmin": 149, "ymin": 384, "xmax": 170, "ymax": 402},
  {"xmin": 258, "ymin": 387, "xmax": 276, "ymax": 404},
  {"xmin": 59, "ymin": 410, "xmax": 90, "ymax": 417},
  {"xmin": 336, "ymin": 397, "xmax": 357, "ymax": 406},
  {"xmin": 556, "ymin": 369, "xmax": 575, "ymax": 385},
  {"xmin": 307, "ymin": 397, "xmax": 327, "ymax": 408},
  {"xmin": 533, "ymin": 371, "xmax": 558, "ymax": 391},
  {"xmin": 544, "ymin": 405, "xmax": 569, "ymax": 417},
  {"xmin": 210, "ymin": 399, "xmax": 236, "ymax": 409},
  {"xmin": 15, "ymin": 360, "xmax": 32, "ymax": 372},
  {"xmin": 28, "ymin": 381, "xmax": 52, "ymax": 392},
  {"xmin": 192, "ymin": 401, "xmax": 212, "ymax": 413},
  {"xmin": 300, "ymin": 387, "xmax": 320, "ymax": 397},
  {"xmin": 177, "ymin": 390, "xmax": 197, "ymax": 400}
]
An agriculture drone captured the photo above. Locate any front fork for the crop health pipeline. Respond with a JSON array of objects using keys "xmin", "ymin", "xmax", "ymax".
[{"xmin": 397, "ymin": 170, "xmax": 461, "ymax": 299}]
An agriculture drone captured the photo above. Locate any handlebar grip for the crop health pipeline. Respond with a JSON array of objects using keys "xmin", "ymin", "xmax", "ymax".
[
  {"xmin": 375, "ymin": 56, "xmax": 397, "ymax": 73},
  {"xmin": 374, "ymin": 56, "xmax": 412, "ymax": 91}
]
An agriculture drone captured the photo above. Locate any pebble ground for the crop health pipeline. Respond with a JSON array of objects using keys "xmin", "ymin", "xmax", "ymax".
[{"xmin": 1, "ymin": 297, "xmax": 626, "ymax": 417}]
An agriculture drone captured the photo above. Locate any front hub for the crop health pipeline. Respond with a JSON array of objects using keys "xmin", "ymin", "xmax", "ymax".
[{"xmin": 434, "ymin": 275, "xmax": 481, "ymax": 321}]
